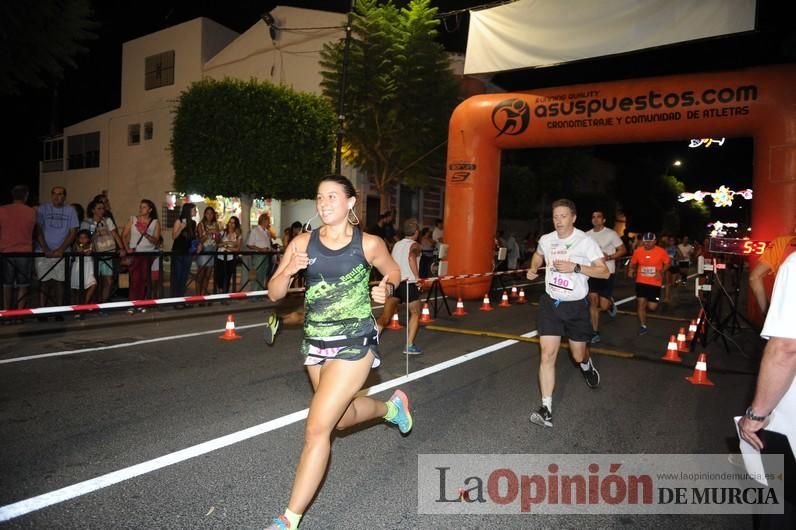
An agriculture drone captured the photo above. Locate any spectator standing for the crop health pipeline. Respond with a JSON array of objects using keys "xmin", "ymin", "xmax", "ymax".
[
  {"xmin": 247, "ymin": 213, "xmax": 274, "ymax": 290},
  {"xmin": 432, "ymin": 218, "xmax": 444, "ymax": 245},
  {"xmin": 69, "ymin": 229, "xmax": 96, "ymax": 304},
  {"xmin": 81, "ymin": 198, "xmax": 125, "ymax": 302},
  {"xmin": 35, "ymin": 186, "xmax": 79, "ymax": 308},
  {"xmin": 171, "ymin": 203, "xmax": 197, "ymax": 302},
  {"xmin": 418, "ymin": 227, "xmax": 435, "ymax": 279},
  {"xmin": 214, "ymin": 216, "xmax": 242, "ymax": 293},
  {"xmin": 0, "ymin": 185, "xmax": 37, "ymax": 309},
  {"xmin": 122, "ymin": 199, "xmax": 160, "ymax": 305},
  {"xmin": 677, "ymin": 235, "xmax": 694, "ymax": 283},
  {"xmin": 505, "ymin": 232, "xmax": 521, "ymax": 270},
  {"xmin": 196, "ymin": 207, "xmax": 221, "ymax": 297}
]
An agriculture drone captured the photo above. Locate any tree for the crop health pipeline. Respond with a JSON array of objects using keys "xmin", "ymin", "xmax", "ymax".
[
  {"xmin": 170, "ymin": 78, "xmax": 336, "ymax": 200},
  {"xmin": 0, "ymin": 0, "xmax": 96, "ymax": 95},
  {"xmin": 612, "ymin": 160, "xmax": 708, "ymax": 235},
  {"xmin": 500, "ymin": 148, "xmax": 593, "ymax": 229},
  {"xmin": 320, "ymin": 0, "xmax": 460, "ymax": 210}
]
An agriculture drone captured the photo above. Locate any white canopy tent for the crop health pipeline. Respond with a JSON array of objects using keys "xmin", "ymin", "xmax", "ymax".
[{"xmin": 464, "ymin": 0, "xmax": 756, "ymax": 75}]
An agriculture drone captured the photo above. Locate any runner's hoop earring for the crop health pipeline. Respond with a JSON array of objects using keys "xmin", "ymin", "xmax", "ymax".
[
  {"xmin": 303, "ymin": 213, "xmax": 319, "ymax": 233},
  {"xmin": 347, "ymin": 207, "xmax": 360, "ymax": 225}
]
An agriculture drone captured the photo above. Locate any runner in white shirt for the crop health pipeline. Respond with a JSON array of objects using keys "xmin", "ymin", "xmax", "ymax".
[
  {"xmin": 586, "ymin": 210, "xmax": 626, "ymax": 343},
  {"xmin": 526, "ymin": 199, "xmax": 609, "ymax": 428},
  {"xmin": 738, "ymin": 252, "xmax": 796, "ymax": 525}
]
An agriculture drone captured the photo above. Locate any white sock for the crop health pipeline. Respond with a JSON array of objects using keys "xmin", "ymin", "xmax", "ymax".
[
  {"xmin": 542, "ymin": 396, "xmax": 552, "ymax": 412},
  {"xmin": 580, "ymin": 358, "xmax": 592, "ymax": 371}
]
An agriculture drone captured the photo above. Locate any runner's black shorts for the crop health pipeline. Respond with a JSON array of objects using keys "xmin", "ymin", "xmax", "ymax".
[
  {"xmin": 588, "ymin": 274, "xmax": 615, "ymax": 299},
  {"xmin": 537, "ymin": 292, "xmax": 592, "ymax": 342},
  {"xmin": 635, "ymin": 282, "xmax": 662, "ymax": 303},
  {"xmin": 395, "ymin": 281, "xmax": 420, "ymax": 304}
]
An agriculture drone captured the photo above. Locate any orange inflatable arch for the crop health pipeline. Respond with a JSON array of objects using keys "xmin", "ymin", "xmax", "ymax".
[{"xmin": 444, "ymin": 64, "xmax": 796, "ymax": 307}]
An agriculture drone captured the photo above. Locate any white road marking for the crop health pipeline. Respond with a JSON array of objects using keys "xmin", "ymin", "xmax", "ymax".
[
  {"xmin": 0, "ymin": 329, "xmax": 538, "ymax": 522},
  {"xmin": 0, "ymin": 294, "xmax": 650, "ymax": 520}
]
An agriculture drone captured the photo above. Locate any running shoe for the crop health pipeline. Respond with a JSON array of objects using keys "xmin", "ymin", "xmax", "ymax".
[
  {"xmin": 263, "ymin": 311, "xmax": 280, "ymax": 346},
  {"xmin": 404, "ymin": 344, "xmax": 423, "ymax": 355},
  {"xmin": 386, "ymin": 389, "xmax": 413, "ymax": 433},
  {"xmin": 265, "ymin": 515, "xmax": 291, "ymax": 529},
  {"xmin": 529, "ymin": 405, "xmax": 553, "ymax": 428},
  {"xmin": 580, "ymin": 360, "xmax": 600, "ymax": 388},
  {"xmin": 607, "ymin": 298, "xmax": 617, "ymax": 318},
  {"xmin": 638, "ymin": 325, "xmax": 648, "ymax": 336},
  {"xmin": 590, "ymin": 332, "xmax": 601, "ymax": 344}
]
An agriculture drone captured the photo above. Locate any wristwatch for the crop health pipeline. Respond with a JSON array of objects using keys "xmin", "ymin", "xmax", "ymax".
[
  {"xmin": 386, "ymin": 282, "xmax": 395, "ymax": 297},
  {"xmin": 744, "ymin": 406, "xmax": 768, "ymax": 422},
  {"xmin": 574, "ymin": 264, "xmax": 581, "ymax": 274}
]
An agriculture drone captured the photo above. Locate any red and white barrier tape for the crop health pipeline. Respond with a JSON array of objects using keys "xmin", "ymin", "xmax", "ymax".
[
  {"xmin": 0, "ymin": 288, "xmax": 309, "ymax": 319},
  {"xmin": 0, "ymin": 266, "xmax": 539, "ymax": 319}
]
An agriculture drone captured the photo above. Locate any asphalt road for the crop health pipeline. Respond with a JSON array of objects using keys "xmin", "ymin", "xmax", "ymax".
[{"xmin": 0, "ymin": 276, "xmax": 768, "ymax": 529}]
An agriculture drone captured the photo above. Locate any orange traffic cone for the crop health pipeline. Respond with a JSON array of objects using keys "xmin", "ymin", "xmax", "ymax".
[
  {"xmin": 499, "ymin": 290, "xmax": 511, "ymax": 307},
  {"xmin": 219, "ymin": 314, "xmax": 242, "ymax": 340},
  {"xmin": 661, "ymin": 335, "xmax": 682, "ymax": 363},
  {"xmin": 479, "ymin": 293, "xmax": 494, "ymax": 311},
  {"xmin": 516, "ymin": 288, "xmax": 527, "ymax": 304},
  {"xmin": 386, "ymin": 311, "xmax": 403, "ymax": 330},
  {"xmin": 676, "ymin": 327, "xmax": 689, "ymax": 353},
  {"xmin": 453, "ymin": 298, "xmax": 468, "ymax": 316},
  {"xmin": 687, "ymin": 319, "xmax": 698, "ymax": 343},
  {"xmin": 458, "ymin": 488, "xmax": 470, "ymax": 502},
  {"xmin": 686, "ymin": 353, "xmax": 715, "ymax": 386},
  {"xmin": 419, "ymin": 303, "xmax": 434, "ymax": 323},
  {"xmin": 510, "ymin": 286, "xmax": 518, "ymax": 299}
]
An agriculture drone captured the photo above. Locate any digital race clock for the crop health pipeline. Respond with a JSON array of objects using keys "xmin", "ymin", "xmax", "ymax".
[{"xmin": 708, "ymin": 238, "xmax": 769, "ymax": 255}]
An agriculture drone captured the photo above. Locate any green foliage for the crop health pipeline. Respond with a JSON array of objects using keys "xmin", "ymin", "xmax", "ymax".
[
  {"xmin": 170, "ymin": 78, "xmax": 336, "ymax": 200},
  {"xmin": 320, "ymin": 0, "xmax": 460, "ymax": 206},
  {"xmin": 0, "ymin": 0, "xmax": 96, "ymax": 95},
  {"xmin": 500, "ymin": 148, "xmax": 594, "ymax": 222},
  {"xmin": 498, "ymin": 165, "xmax": 536, "ymax": 219}
]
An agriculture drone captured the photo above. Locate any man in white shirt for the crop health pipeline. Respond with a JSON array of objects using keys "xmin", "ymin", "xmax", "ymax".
[
  {"xmin": 738, "ymin": 252, "xmax": 796, "ymax": 524},
  {"xmin": 586, "ymin": 210, "xmax": 626, "ymax": 343},
  {"xmin": 377, "ymin": 218, "xmax": 423, "ymax": 354},
  {"xmin": 431, "ymin": 218, "xmax": 444, "ymax": 245},
  {"xmin": 526, "ymin": 199, "xmax": 609, "ymax": 428}
]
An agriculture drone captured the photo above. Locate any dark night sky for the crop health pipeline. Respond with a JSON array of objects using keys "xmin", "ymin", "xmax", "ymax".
[{"xmin": 3, "ymin": 1, "xmax": 793, "ymax": 204}]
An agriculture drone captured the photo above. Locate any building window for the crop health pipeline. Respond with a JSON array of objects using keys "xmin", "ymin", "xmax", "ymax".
[
  {"xmin": 67, "ymin": 132, "xmax": 100, "ymax": 170},
  {"xmin": 128, "ymin": 124, "xmax": 141, "ymax": 145},
  {"xmin": 144, "ymin": 121, "xmax": 154, "ymax": 140},
  {"xmin": 42, "ymin": 138, "xmax": 64, "ymax": 172},
  {"xmin": 145, "ymin": 50, "xmax": 175, "ymax": 90}
]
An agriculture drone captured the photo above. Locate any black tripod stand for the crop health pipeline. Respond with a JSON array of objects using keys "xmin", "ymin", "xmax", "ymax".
[{"xmin": 696, "ymin": 255, "xmax": 759, "ymax": 351}]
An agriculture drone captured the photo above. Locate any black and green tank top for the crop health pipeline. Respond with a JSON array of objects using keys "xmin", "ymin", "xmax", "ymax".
[{"xmin": 303, "ymin": 227, "xmax": 373, "ymax": 339}]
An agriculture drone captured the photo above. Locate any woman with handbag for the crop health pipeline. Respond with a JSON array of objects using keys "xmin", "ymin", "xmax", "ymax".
[
  {"xmin": 122, "ymin": 199, "xmax": 160, "ymax": 305},
  {"xmin": 81, "ymin": 198, "xmax": 126, "ymax": 302},
  {"xmin": 171, "ymin": 203, "xmax": 197, "ymax": 302},
  {"xmin": 196, "ymin": 207, "xmax": 221, "ymax": 297}
]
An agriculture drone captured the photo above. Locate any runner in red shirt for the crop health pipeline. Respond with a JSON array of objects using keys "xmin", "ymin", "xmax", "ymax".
[{"xmin": 628, "ymin": 232, "xmax": 671, "ymax": 335}]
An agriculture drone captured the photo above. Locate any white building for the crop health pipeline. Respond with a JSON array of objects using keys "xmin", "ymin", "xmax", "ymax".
[{"xmin": 39, "ymin": 6, "xmax": 479, "ymax": 243}]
